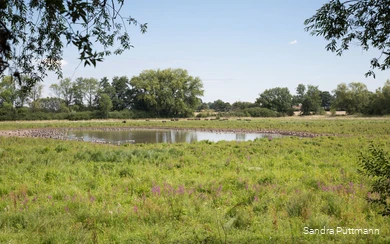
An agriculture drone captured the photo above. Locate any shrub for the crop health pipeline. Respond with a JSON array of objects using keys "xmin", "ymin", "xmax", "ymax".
[
  {"xmin": 243, "ymin": 107, "xmax": 277, "ymax": 117},
  {"xmin": 287, "ymin": 108, "xmax": 295, "ymax": 116},
  {"xmin": 318, "ymin": 107, "xmax": 327, "ymax": 115},
  {"xmin": 196, "ymin": 113, "xmax": 209, "ymax": 118},
  {"xmin": 320, "ymin": 193, "xmax": 342, "ymax": 218},
  {"xmin": 358, "ymin": 143, "xmax": 390, "ymax": 216},
  {"xmin": 108, "ymin": 110, "xmax": 134, "ymax": 119},
  {"xmin": 131, "ymin": 110, "xmax": 156, "ymax": 119},
  {"xmin": 286, "ymin": 192, "xmax": 312, "ymax": 219},
  {"xmin": 330, "ymin": 108, "xmax": 337, "ymax": 116},
  {"xmin": 67, "ymin": 111, "xmax": 93, "ymax": 120}
]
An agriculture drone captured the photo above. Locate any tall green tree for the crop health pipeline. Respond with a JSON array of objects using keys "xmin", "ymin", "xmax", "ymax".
[
  {"xmin": 0, "ymin": 1, "xmax": 147, "ymax": 87},
  {"xmin": 14, "ymin": 77, "xmax": 32, "ymax": 108},
  {"xmin": 35, "ymin": 97, "xmax": 68, "ymax": 112},
  {"xmin": 72, "ymin": 80, "xmax": 85, "ymax": 111},
  {"xmin": 98, "ymin": 94, "xmax": 113, "ymax": 118},
  {"xmin": 368, "ymin": 80, "xmax": 390, "ymax": 115},
  {"xmin": 197, "ymin": 102, "xmax": 209, "ymax": 111},
  {"xmin": 28, "ymin": 82, "xmax": 44, "ymax": 112},
  {"xmin": 231, "ymin": 101, "xmax": 257, "ymax": 111},
  {"xmin": 95, "ymin": 77, "xmax": 116, "ymax": 111},
  {"xmin": 49, "ymin": 78, "xmax": 75, "ymax": 107},
  {"xmin": 112, "ymin": 76, "xmax": 132, "ymax": 111},
  {"xmin": 292, "ymin": 83, "xmax": 306, "ymax": 106},
  {"xmin": 333, "ymin": 82, "xmax": 372, "ymax": 114},
  {"xmin": 99, "ymin": 77, "xmax": 115, "ymax": 98},
  {"xmin": 256, "ymin": 87, "xmax": 292, "ymax": 113},
  {"xmin": 305, "ymin": 0, "xmax": 390, "ymax": 77},
  {"xmin": 130, "ymin": 68, "xmax": 204, "ymax": 117},
  {"xmin": 320, "ymin": 91, "xmax": 334, "ymax": 110},
  {"xmin": 75, "ymin": 77, "xmax": 99, "ymax": 109},
  {"xmin": 301, "ymin": 85, "xmax": 322, "ymax": 115},
  {"xmin": 208, "ymin": 100, "xmax": 231, "ymax": 112},
  {"xmin": 0, "ymin": 76, "xmax": 15, "ymax": 107},
  {"xmin": 0, "ymin": 75, "xmax": 32, "ymax": 108}
]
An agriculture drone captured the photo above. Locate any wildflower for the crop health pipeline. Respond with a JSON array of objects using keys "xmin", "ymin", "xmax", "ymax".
[
  {"xmin": 151, "ymin": 185, "xmax": 161, "ymax": 196},
  {"xmin": 177, "ymin": 185, "xmax": 185, "ymax": 195}
]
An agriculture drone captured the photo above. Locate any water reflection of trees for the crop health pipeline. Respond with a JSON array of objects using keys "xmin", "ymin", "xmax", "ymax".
[
  {"xmin": 68, "ymin": 130, "xmax": 275, "ymax": 144},
  {"xmin": 184, "ymin": 131, "xmax": 198, "ymax": 143},
  {"xmin": 236, "ymin": 133, "xmax": 246, "ymax": 141},
  {"xmin": 155, "ymin": 131, "xmax": 198, "ymax": 143}
]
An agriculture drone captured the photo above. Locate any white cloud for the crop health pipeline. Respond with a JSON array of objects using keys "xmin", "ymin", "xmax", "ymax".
[
  {"xmin": 60, "ymin": 60, "xmax": 68, "ymax": 66},
  {"xmin": 289, "ymin": 40, "xmax": 298, "ymax": 45}
]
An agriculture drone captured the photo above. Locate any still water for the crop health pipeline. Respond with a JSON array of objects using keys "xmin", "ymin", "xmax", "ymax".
[{"xmin": 67, "ymin": 129, "xmax": 283, "ymax": 144}]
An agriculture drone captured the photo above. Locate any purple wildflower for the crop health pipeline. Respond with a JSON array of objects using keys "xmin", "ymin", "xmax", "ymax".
[
  {"xmin": 152, "ymin": 186, "xmax": 161, "ymax": 196},
  {"xmin": 177, "ymin": 185, "xmax": 185, "ymax": 195},
  {"xmin": 133, "ymin": 205, "xmax": 138, "ymax": 214}
]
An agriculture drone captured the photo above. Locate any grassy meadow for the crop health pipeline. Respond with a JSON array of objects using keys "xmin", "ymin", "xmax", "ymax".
[{"xmin": 0, "ymin": 117, "xmax": 389, "ymax": 243}]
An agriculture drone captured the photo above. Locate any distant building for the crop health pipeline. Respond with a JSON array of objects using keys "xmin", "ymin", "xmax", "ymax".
[{"xmin": 292, "ymin": 103, "xmax": 302, "ymax": 111}]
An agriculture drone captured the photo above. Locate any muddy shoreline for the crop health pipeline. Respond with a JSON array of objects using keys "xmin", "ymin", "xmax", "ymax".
[{"xmin": 0, "ymin": 126, "xmax": 335, "ymax": 142}]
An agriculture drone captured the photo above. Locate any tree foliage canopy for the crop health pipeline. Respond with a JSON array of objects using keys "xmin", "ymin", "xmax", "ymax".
[
  {"xmin": 358, "ymin": 143, "xmax": 390, "ymax": 216},
  {"xmin": 208, "ymin": 100, "xmax": 232, "ymax": 112},
  {"xmin": 332, "ymin": 82, "xmax": 372, "ymax": 114},
  {"xmin": 305, "ymin": 0, "xmax": 390, "ymax": 77},
  {"xmin": 368, "ymin": 80, "xmax": 390, "ymax": 115},
  {"xmin": 0, "ymin": 0, "xmax": 147, "ymax": 88},
  {"xmin": 256, "ymin": 87, "xmax": 292, "ymax": 113},
  {"xmin": 130, "ymin": 68, "xmax": 204, "ymax": 117}
]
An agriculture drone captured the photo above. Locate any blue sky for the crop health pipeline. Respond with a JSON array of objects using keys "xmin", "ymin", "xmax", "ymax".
[{"xmin": 45, "ymin": 0, "xmax": 390, "ymax": 103}]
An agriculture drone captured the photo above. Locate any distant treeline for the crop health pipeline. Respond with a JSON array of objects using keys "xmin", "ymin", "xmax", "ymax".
[
  {"xmin": 1, "ymin": 68, "xmax": 389, "ymax": 121},
  {"xmin": 202, "ymin": 81, "xmax": 390, "ymax": 117}
]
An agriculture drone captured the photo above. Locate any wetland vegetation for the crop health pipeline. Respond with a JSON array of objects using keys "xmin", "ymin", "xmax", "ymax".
[
  {"xmin": 0, "ymin": 117, "xmax": 389, "ymax": 243},
  {"xmin": 2, "ymin": 1, "xmax": 390, "ymax": 243}
]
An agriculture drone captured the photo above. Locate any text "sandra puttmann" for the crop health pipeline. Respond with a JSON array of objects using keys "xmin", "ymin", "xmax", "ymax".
[{"xmin": 303, "ymin": 226, "xmax": 380, "ymax": 235}]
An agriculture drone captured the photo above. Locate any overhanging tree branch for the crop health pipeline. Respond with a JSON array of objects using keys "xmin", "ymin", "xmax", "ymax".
[
  {"xmin": 305, "ymin": 0, "xmax": 390, "ymax": 78},
  {"xmin": 0, "ymin": 0, "xmax": 147, "ymax": 90}
]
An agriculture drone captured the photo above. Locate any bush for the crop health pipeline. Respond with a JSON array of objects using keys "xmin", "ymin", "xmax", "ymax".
[
  {"xmin": 358, "ymin": 143, "xmax": 390, "ymax": 216},
  {"xmin": 330, "ymin": 108, "xmax": 337, "ymax": 116},
  {"xmin": 287, "ymin": 108, "xmax": 295, "ymax": 116},
  {"xmin": 108, "ymin": 110, "xmax": 134, "ymax": 119},
  {"xmin": 131, "ymin": 110, "xmax": 156, "ymax": 119},
  {"xmin": 318, "ymin": 107, "xmax": 327, "ymax": 115},
  {"xmin": 67, "ymin": 111, "xmax": 93, "ymax": 121},
  {"xmin": 196, "ymin": 113, "xmax": 210, "ymax": 118},
  {"xmin": 0, "ymin": 107, "xmax": 16, "ymax": 120},
  {"xmin": 243, "ymin": 107, "xmax": 277, "ymax": 117}
]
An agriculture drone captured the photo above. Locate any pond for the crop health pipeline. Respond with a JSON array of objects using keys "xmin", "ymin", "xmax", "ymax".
[{"xmin": 67, "ymin": 129, "xmax": 284, "ymax": 144}]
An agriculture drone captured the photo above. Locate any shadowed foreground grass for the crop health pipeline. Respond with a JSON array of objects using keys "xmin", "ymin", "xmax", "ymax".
[{"xmin": 0, "ymin": 118, "xmax": 389, "ymax": 243}]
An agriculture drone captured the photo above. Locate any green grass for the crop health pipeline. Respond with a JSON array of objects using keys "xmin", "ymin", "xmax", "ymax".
[
  {"xmin": 0, "ymin": 117, "xmax": 389, "ymax": 243},
  {"xmin": 1, "ymin": 116, "xmax": 390, "ymax": 135}
]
